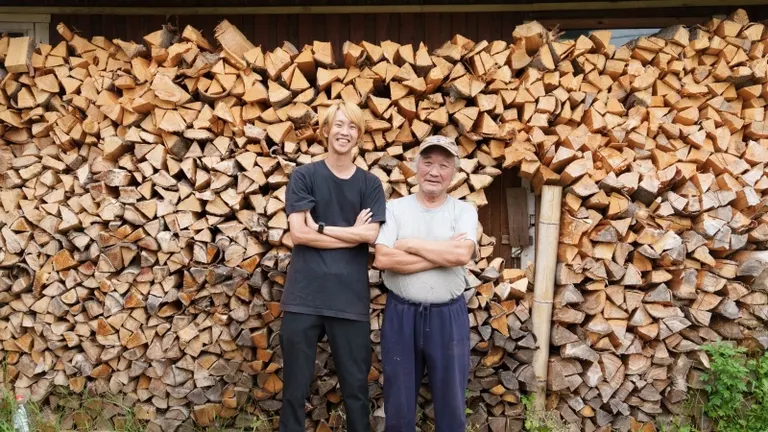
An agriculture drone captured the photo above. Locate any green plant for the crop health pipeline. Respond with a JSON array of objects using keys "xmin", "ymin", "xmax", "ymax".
[
  {"xmin": 653, "ymin": 388, "xmax": 706, "ymax": 432},
  {"xmin": 656, "ymin": 413, "xmax": 701, "ymax": 432},
  {"xmin": 464, "ymin": 388, "xmax": 477, "ymax": 416},
  {"xmin": 657, "ymin": 423, "xmax": 698, "ymax": 432},
  {"xmin": 521, "ymin": 395, "xmax": 570, "ymax": 432},
  {"xmin": 0, "ymin": 392, "xmax": 14, "ymax": 432},
  {"xmin": 0, "ymin": 389, "xmax": 47, "ymax": 432},
  {"xmin": 0, "ymin": 382, "xmax": 290, "ymax": 432},
  {"xmin": 699, "ymin": 342, "xmax": 768, "ymax": 432},
  {"xmin": 465, "ymin": 419, "xmax": 483, "ymax": 432},
  {"xmin": 0, "ymin": 384, "xmax": 155, "ymax": 432},
  {"xmin": 230, "ymin": 412, "xmax": 275, "ymax": 432}
]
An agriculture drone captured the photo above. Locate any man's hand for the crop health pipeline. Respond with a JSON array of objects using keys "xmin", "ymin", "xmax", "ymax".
[
  {"xmin": 289, "ymin": 211, "xmax": 357, "ymax": 249},
  {"xmin": 355, "ymin": 209, "xmax": 372, "ymax": 226},
  {"xmin": 306, "ymin": 209, "xmax": 372, "ymax": 230},
  {"xmin": 395, "ymin": 232, "xmax": 467, "ymax": 252},
  {"xmin": 305, "ymin": 208, "xmax": 380, "ymax": 245},
  {"xmin": 392, "ymin": 233, "xmax": 475, "ymax": 267},
  {"xmin": 374, "ymin": 244, "xmax": 439, "ymax": 274},
  {"xmin": 393, "ymin": 238, "xmax": 410, "ymax": 251}
]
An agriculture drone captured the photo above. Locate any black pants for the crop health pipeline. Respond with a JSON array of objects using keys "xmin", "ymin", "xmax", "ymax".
[{"xmin": 278, "ymin": 311, "xmax": 372, "ymax": 432}]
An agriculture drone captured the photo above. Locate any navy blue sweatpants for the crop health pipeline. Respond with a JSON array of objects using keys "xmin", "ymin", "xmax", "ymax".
[{"xmin": 381, "ymin": 292, "xmax": 470, "ymax": 432}]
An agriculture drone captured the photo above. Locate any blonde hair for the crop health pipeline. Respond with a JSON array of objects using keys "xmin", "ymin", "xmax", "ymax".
[{"xmin": 319, "ymin": 101, "xmax": 365, "ymax": 144}]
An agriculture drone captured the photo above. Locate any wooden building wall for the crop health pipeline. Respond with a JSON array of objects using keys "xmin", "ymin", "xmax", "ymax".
[
  {"xmin": 477, "ymin": 170, "xmax": 531, "ymax": 270},
  {"xmin": 50, "ymin": 5, "xmax": 768, "ymax": 56},
  {"xmin": 50, "ymin": 13, "xmax": 514, "ymax": 56}
]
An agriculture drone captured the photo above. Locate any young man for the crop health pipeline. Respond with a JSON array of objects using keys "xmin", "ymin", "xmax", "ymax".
[
  {"xmin": 279, "ymin": 101, "xmax": 386, "ymax": 431},
  {"xmin": 374, "ymin": 135, "xmax": 478, "ymax": 432}
]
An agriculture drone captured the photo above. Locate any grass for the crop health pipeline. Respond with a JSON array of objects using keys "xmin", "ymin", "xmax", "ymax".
[
  {"xmin": 0, "ymin": 384, "xmax": 281, "ymax": 432},
  {"xmin": 654, "ymin": 342, "xmax": 768, "ymax": 432},
  {"xmin": 241, "ymin": 413, "xmax": 276, "ymax": 432},
  {"xmin": 521, "ymin": 395, "xmax": 571, "ymax": 432},
  {"xmin": 8, "ymin": 342, "xmax": 768, "ymax": 432},
  {"xmin": 0, "ymin": 389, "xmax": 43, "ymax": 432},
  {"xmin": 656, "ymin": 389, "xmax": 707, "ymax": 432},
  {"xmin": 0, "ymin": 383, "xmax": 585, "ymax": 432},
  {"xmin": 2, "ymin": 382, "xmax": 720, "ymax": 432},
  {"xmin": 204, "ymin": 411, "xmax": 276, "ymax": 432},
  {"xmin": 0, "ymin": 386, "xmax": 147, "ymax": 432}
]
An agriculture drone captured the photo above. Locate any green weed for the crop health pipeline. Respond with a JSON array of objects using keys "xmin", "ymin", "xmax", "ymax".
[
  {"xmin": 521, "ymin": 395, "xmax": 570, "ymax": 432},
  {"xmin": 0, "ymin": 389, "xmax": 45, "ymax": 432},
  {"xmin": 698, "ymin": 342, "xmax": 768, "ymax": 432},
  {"xmin": 244, "ymin": 413, "xmax": 276, "ymax": 432},
  {"xmin": 0, "ymin": 380, "xmax": 287, "ymax": 432}
]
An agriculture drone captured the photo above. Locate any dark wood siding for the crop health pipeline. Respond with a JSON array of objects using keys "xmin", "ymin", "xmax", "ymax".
[
  {"xmin": 22, "ymin": 0, "xmax": 768, "ymax": 6},
  {"xmin": 50, "ymin": 13, "xmax": 520, "ymax": 54},
  {"xmin": 478, "ymin": 168, "xmax": 525, "ymax": 269},
  {"xmin": 51, "ymin": 6, "xmax": 768, "ymax": 55}
]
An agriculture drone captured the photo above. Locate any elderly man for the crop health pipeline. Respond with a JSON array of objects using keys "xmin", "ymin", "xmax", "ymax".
[{"xmin": 374, "ymin": 135, "xmax": 478, "ymax": 432}]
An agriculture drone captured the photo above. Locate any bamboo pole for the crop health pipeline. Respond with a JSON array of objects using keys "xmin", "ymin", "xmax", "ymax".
[{"xmin": 531, "ymin": 185, "xmax": 563, "ymax": 411}]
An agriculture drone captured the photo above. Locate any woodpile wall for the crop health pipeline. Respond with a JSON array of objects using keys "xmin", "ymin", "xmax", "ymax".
[{"xmin": 0, "ymin": 7, "xmax": 766, "ymax": 432}]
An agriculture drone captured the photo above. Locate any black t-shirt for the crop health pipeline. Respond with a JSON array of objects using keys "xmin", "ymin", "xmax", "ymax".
[{"xmin": 281, "ymin": 160, "xmax": 386, "ymax": 321}]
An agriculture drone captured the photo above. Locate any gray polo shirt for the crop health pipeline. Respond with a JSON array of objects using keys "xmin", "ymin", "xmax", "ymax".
[{"xmin": 374, "ymin": 194, "xmax": 478, "ymax": 304}]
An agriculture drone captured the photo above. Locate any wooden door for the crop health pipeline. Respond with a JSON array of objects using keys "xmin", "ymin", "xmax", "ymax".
[{"xmin": 477, "ymin": 168, "xmax": 534, "ymax": 269}]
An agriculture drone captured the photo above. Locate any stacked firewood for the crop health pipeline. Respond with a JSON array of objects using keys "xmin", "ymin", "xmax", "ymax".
[
  {"xmin": 540, "ymin": 9, "xmax": 768, "ymax": 431},
  {"xmin": 0, "ymin": 7, "xmax": 765, "ymax": 432},
  {"xmin": 0, "ymin": 18, "xmax": 535, "ymax": 432}
]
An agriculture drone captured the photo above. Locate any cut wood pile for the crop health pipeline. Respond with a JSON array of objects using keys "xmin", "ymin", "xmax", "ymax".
[{"xmin": 0, "ymin": 7, "xmax": 766, "ymax": 432}]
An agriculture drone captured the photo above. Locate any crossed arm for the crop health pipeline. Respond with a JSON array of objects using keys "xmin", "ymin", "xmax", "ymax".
[
  {"xmin": 374, "ymin": 234, "xmax": 475, "ymax": 274},
  {"xmin": 289, "ymin": 209, "xmax": 380, "ymax": 249}
]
